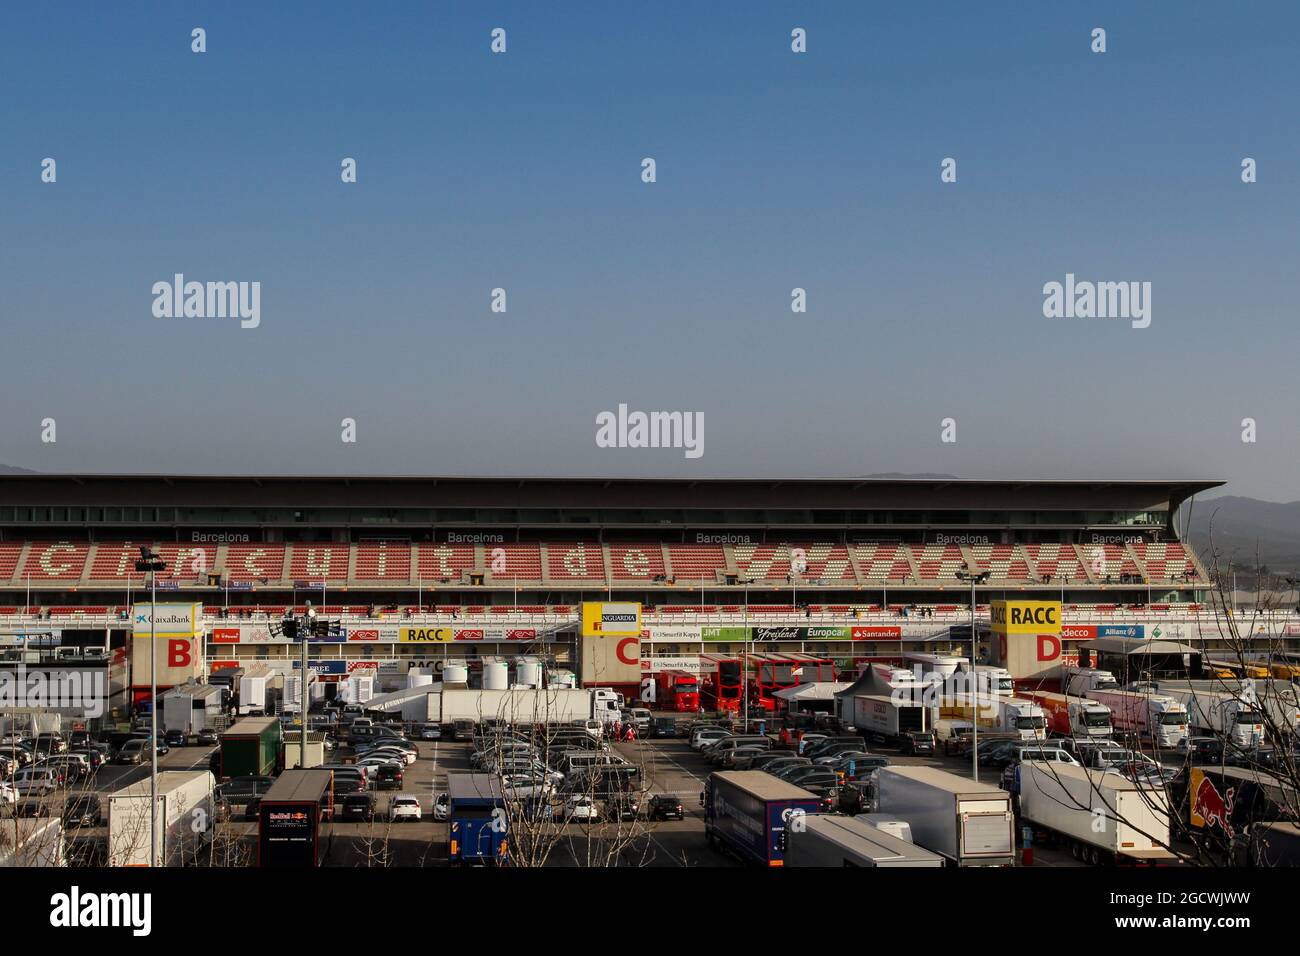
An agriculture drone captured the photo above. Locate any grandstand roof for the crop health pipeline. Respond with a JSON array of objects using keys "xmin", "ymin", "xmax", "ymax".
[{"xmin": 0, "ymin": 474, "xmax": 1224, "ymax": 512}]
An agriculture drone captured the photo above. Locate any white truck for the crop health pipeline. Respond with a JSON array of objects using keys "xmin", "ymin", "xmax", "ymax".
[
  {"xmin": 238, "ymin": 672, "xmax": 271, "ymax": 715},
  {"xmin": 935, "ymin": 694, "xmax": 1046, "ymax": 740},
  {"xmin": 439, "ymin": 688, "xmax": 614, "ymax": 726},
  {"xmin": 108, "ymin": 770, "xmax": 215, "ymax": 867},
  {"xmin": 844, "ymin": 693, "xmax": 932, "ymax": 743},
  {"xmin": 163, "ymin": 684, "xmax": 225, "ymax": 736},
  {"xmin": 1155, "ymin": 685, "xmax": 1264, "ymax": 749},
  {"xmin": 1083, "ymin": 687, "xmax": 1189, "ymax": 748},
  {"xmin": 1254, "ymin": 680, "xmax": 1300, "ymax": 739},
  {"xmin": 1026, "ymin": 691, "xmax": 1112, "ymax": 739},
  {"xmin": 950, "ymin": 663, "xmax": 1014, "ymax": 696},
  {"xmin": 874, "ymin": 766, "xmax": 1016, "ymax": 867},
  {"xmin": 785, "ymin": 813, "xmax": 944, "ymax": 867},
  {"xmin": 1017, "ymin": 761, "xmax": 1175, "ymax": 865},
  {"xmin": 1062, "ymin": 666, "xmax": 1120, "ymax": 697}
]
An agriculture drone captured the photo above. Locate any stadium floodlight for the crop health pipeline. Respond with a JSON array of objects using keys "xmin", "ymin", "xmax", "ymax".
[{"xmin": 954, "ymin": 568, "xmax": 990, "ymax": 783}]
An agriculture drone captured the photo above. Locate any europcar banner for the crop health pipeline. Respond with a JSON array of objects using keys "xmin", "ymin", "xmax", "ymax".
[{"xmin": 581, "ymin": 602, "xmax": 641, "ymax": 637}]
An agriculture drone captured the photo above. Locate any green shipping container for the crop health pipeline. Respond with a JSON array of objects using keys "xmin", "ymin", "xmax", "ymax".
[{"xmin": 220, "ymin": 717, "xmax": 283, "ymax": 778}]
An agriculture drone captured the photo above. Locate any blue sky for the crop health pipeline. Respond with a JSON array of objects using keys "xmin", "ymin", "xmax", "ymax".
[{"xmin": 2, "ymin": 2, "xmax": 1297, "ymax": 500}]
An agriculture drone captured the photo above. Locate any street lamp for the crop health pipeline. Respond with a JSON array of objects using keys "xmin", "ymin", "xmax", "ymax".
[
  {"xmin": 270, "ymin": 601, "xmax": 341, "ymax": 766},
  {"xmin": 134, "ymin": 546, "xmax": 167, "ymax": 866},
  {"xmin": 955, "ymin": 568, "xmax": 990, "ymax": 783}
]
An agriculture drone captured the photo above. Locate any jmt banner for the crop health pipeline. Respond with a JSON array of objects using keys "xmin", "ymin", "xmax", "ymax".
[{"xmin": 581, "ymin": 602, "xmax": 641, "ymax": 638}]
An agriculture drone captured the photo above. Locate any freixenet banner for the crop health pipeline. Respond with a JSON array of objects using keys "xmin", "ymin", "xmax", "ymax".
[{"xmin": 581, "ymin": 602, "xmax": 641, "ymax": 638}]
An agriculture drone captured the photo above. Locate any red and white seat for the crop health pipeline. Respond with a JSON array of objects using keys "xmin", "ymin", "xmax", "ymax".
[
  {"xmin": 355, "ymin": 541, "xmax": 412, "ymax": 582},
  {"xmin": 609, "ymin": 544, "xmax": 667, "ymax": 582},
  {"xmin": 547, "ymin": 543, "xmax": 605, "ymax": 582},
  {"xmin": 223, "ymin": 544, "xmax": 287, "ymax": 582},
  {"xmin": 20, "ymin": 542, "xmax": 90, "ymax": 582}
]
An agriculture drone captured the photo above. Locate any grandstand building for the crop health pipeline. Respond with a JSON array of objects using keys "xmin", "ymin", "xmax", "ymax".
[{"xmin": 0, "ymin": 474, "xmax": 1279, "ymax": 712}]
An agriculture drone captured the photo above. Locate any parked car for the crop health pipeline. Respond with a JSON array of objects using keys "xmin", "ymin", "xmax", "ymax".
[
  {"xmin": 691, "ymin": 729, "xmax": 731, "ymax": 751},
  {"xmin": 339, "ymin": 792, "xmax": 378, "ymax": 822},
  {"xmin": 900, "ymin": 731, "xmax": 936, "ymax": 756},
  {"xmin": 566, "ymin": 795, "xmax": 599, "ymax": 823},
  {"xmin": 114, "ymin": 739, "xmax": 148, "ymax": 765},
  {"xmin": 725, "ymin": 746, "xmax": 770, "ymax": 769},
  {"xmin": 603, "ymin": 792, "xmax": 640, "ymax": 821},
  {"xmin": 432, "ymin": 792, "xmax": 449, "ymax": 821},
  {"xmin": 197, "ymin": 728, "xmax": 219, "ymax": 747},
  {"xmin": 389, "ymin": 796, "xmax": 422, "ymax": 822},
  {"xmin": 70, "ymin": 747, "xmax": 106, "ymax": 773},
  {"xmin": 34, "ymin": 733, "xmax": 67, "ymax": 755},
  {"xmin": 374, "ymin": 764, "xmax": 404, "ymax": 791},
  {"xmin": 165, "ymin": 729, "xmax": 188, "ymax": 747},
  {"xmin": 11, "ymin": 767, "xmax": 59, "ymax": 796},
  {"xmin": 652, "ymin": 718, "xmax": 679, "ymax": 739},
  {"xmin": 418, "ymin": 723, "xmax": 442, "ymax": 741},
  {"xmin": 647, "ymin": 794, "xmax": 684, "ymax": 820},
  {"xmin": 795, "ymin": 733, "xmax": 829, "ymax": 756},
  {"xmin": 0, "ymin": 781, "xmax": 17, "ymax": 811},
  {"xmin": 1180, "ymin": 736, "xmax": 1225, "ymax": 764},
  {"xmin": 244, "ymin": 798, "xmax": 263, "ymax": 821},
  {"xmin": 41, "ymin": 753, "xmax": 91, "ymax": 783}
]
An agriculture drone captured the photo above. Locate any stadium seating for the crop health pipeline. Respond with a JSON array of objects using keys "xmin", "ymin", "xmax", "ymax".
[
  {"xmin": 547, "ymin": 543, "xmax": 605, "ymax": 582},
  {"xmin": 223, "ymin": 543, "xmax": 287, "ymax": 582},
  {"xmin": 853, "ymin": 543, "xmax": 912, "ymax": 583},
  {"xmin": 913, "ymin": 544, "xmax": 966, "ymax": 582},
  {"xmin": 19, "ymin": 542, "xmax": 90, "ymax": 581},
  {"xmin": 415, "ymin": 542, "xmax": 477, "ymax": 583},
  {"xmin": 288, "ymin": 543, "xmax": 351, "ymax": 582},
  {"xmin": 666, "ymin": 544, "xmax": 727, "ymax": 583},
  {"xmin": 0, "ymin": 542, "xmax": 24, "ymax": 582},
  {"xmin": 608, "ymin": 544, "xmax": 667, "ymax": 582},
  {"xmin": 354, "ymin": 540, "xmax": 412, "ymax": 582}
]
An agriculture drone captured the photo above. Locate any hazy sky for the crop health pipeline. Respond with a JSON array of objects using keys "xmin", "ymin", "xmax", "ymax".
[{"xmin": 2, "ymin": 2, "xmax": 1297, "ymax": 500}]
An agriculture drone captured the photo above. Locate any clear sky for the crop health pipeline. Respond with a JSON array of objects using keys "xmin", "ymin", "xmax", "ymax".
[{"xmin": 2, "ymin": 2, "xmax": 1296, "ymax": 500}]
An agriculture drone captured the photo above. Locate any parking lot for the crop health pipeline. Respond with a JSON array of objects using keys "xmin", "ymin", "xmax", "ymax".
[{"xmin": 5, "ymin": 719, "xmax": 1102, "ymax": 867}]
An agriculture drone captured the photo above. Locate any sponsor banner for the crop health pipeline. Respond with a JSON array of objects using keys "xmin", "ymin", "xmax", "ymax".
[
  {"xmin": 207, "ymin": 624, "xmax": 288, "ymax": 644},
  {"xmin": 292, "ymin": 660, "xmax": 347, "ymax": 675},
  {"xmin": 505, "ymin": 628, "xmax": 537, "ymax": 641},
  {"xmin": 805, "ymin": 626, "xmax": 851, "ymax": 641},
  {"xmin": 701, "ymin": 626, "xmax": 750, "ymax": 642},
  {"xmin": 641, "ymin": 657, "xmax": 704, "ymax": 673},
  {"xmin": 990, "ymin": 600, "xmax": 1061, "ymax": 635},
  {"xmin": 346, "ymin": 661, "xmax": 379, "ymax": 673},
  {"xmin": 132, "ymin": 603, "xmax": 198, "ymax": 636},
  {"xmin": 1097, "ymin": 624, "xmax": 1144, "ymax": 639},
  {"xmin": 581, "ymin": 601, "xmax": 641, "ymax": 638},
  {"xmin": 642, "ymin": 625, "xmax": 705, "ymax": 643},
  {"xmin": 852, "ymin": 625, "xmax": 902, "ymax": 641},
  {"xmin": 308, "ymin": 631, "xmax": 346, "ymax": 644},
  {"xmin": 347, "ymin": 629, "xmax": 379, "ymax": 642},
  {"xmin": 400, "ymin": 627, "xmax": 454, "ymax": 643},
  {"xmin": 753, "ymin": 626, "xmax": 802, "ymax": 642},
  {"xmin": 454, "ymin": 629, "xmax": 484, "ymax": 641},
  {"xmin": 580, "ymin": 633, "xmax": 641, "ymax": 685},
  {"xmin": 1060, "ymin": 624, "xmax": 1097, "ymax": 640},
  {"xmin": 209, "ymin": 660, "xmax": 240, "ymax": 672}
]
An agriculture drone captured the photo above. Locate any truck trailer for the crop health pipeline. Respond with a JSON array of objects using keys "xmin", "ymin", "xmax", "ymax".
[
  {"xmin": 1024, "ymin": 690, "xmax": 1112, "ymax": 739},
  {"xmin": 219, "ymin": 717, "xmax": 283, "ymax": 778},
  {"xmin": 108, "ymin": 770, "xmax": 215, "ymax": 866},
  {"xmin": 704, "ymin": 771, "xmax": 823, "ymax": 867},
  {"xmin": 934, "ymin": 694, "xmax": 1046, "ymax": 740},
  {"xmin": 1082, "ymin": 687, "xmax": 1189, "ymax": 748},
  {"xmin": 439, "ymin": 688, "xmax": 615, "ymax": 727},
  {"xmin": 1017, "ymin": 761, "xmax": 1174, "ymax": 865},
  {"xmin": 785, "ymin": 813, "xmax": 944, "ymax": 867},
  {"xmin": 162, "ymin": 684, "xmax": 225, "ymax": 737},
  {"xmin": 447, "ymin": 772, "xmax": 509, "ymax": 865},
  {"xmin": 844, "ymin": 693, "xmax": 931, "ymax": 743},
  {"xmin": 874, "ymin": 766, "xmax": 1015, "ymax": 867},
  {"xmin": 258, "ymin": 768, "xmax": 334, "ymax": 867},
  {"xmin": 1153, "ymin": 685, "xmax": 1264, "ymax": 748}
]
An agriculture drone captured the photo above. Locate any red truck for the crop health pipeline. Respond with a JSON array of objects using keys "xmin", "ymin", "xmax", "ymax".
[{"xmin": 656, "ymin": 670, "xmax": 700, "ymax": 712}]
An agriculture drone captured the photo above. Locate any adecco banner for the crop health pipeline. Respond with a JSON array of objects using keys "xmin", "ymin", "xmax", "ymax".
[
  {"xmin": 580, "ymin": 633, "xmax": 641, "ymax": 685},
  {"xmin": 1061, "ymin": 624, "xmax": 1096, "ymax": 641},
  {"xmin": 990, "ymin": 600, "xmax": 1061, "ymax": 634},
  {"xmin": 132, "ymin": 603, "xmax": 199, "ymax": 636},
  {"xmin": 581, "ymin": 602, "xmax": 641, "ymax": 638}
]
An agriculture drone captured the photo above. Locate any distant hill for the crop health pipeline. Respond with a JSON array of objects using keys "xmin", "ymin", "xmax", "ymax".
[
  {"xmin": 0, "ymin": 464, "xmax": 36, "ymax": 474},
  {"xmin": 1185, "ymin": 496, "xmax": 1300, "ymax": 575}
]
